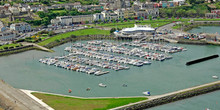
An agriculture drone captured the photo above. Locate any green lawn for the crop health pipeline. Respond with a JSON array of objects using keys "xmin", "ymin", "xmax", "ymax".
[
  {"xmin": 194, "ymin": 18, "xmax": 220, "ymax": 21},
  {"xmin": 0, "ymin": 43, "xmax": 21, "ymax": 50},
  {"xmin": 95, "ymin": 20, "xmax": 171, "ymax": 28},
  {"xmin": 38, "ymin": 28, "xmax": 110, "ymax": 46},
  {"xmin": 32, "ymin": 93, "xmax": 147, "ymax": 110},
  {"xmin": 94, "ymin": 19, "xmax": 191, "ymax": 29}
]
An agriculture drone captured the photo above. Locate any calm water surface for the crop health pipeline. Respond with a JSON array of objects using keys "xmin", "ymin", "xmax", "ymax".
[
  {"xmin": 0, "ymin": 26, "xmax": 220, "ymax": 109},
  {"xmin": 152, "ymin": 26, "xmax": 220, "ymax": 110},
  {"xmin": 187, "ymin": 26, "xmax": 220, "ymax": 34},
  {"xmin": 0, "ymin": 41, "xmax": 219, "ymax": 98}
]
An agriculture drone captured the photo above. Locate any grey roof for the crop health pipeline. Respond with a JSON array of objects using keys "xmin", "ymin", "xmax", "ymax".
[{"xmin": 0, "ymin": 21, "xmax": 4, "ymax": 28}]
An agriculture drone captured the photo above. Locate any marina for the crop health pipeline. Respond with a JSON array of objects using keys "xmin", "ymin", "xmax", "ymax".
[
  {"xmin": 0, "ymin": 39, "xmax": 219, "ymax": 98},
  {"xmin": 39, "ymin": 41, "xmax": 186, "ymax": 76}
]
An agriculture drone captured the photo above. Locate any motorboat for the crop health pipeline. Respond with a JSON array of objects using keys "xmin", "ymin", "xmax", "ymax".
[
  {"xmin": 212, "ymin": 75, "xmax": 219, "ymax": 79},
  {"xmin": 99, "ymin": 83, "xmax": 107, "ymax": 87},
  {"xmin": 143, "ymin": 91, "xmax": 150, "ymax": 96}
]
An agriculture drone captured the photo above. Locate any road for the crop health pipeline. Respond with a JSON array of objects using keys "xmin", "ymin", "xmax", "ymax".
[
  {"xmin": 0, "ymin": 80, "xmax": 48, "ymax": 110},
  {"xmin": 156, "ymin": 22, "xmax": 189, "ymax": 36}
]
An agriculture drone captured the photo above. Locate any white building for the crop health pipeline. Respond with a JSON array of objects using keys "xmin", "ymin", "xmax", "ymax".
[
  {"xmin": 73, "ymin": 2, "xmax": 82, "ymax": 9},
  {"xmin": 22, "ymin": 0, "xmax": 39, "ymax": 3},
  {"xmin": 114, "ymin": 9, "xmax": 124, "ymax": 20},
  {"xmin": 0, "ymin": 21, "xmax": 6, "ymax": 32},
  {"xmin": 93, "ymin": 13, "xmax": 104, "ymax": 21},
  {"xmin": 114, "ymin": 24, "xmax": 155, "ymax": 37},
  {"xmin": 8, "ymin": 7, "xmax": 20, "ymax": 15},
  {"xmin": 51, "ymin": 16, "xmax": 73, "ymax": 26},
  {"xmin": 0, "ymin": 22, "xmax": 17, "ymax": 41},
  {"xmin": 101, "ymin": 10, "xmax": 124, "ymax": 21},
  {"xmin": 10, "ymin": 23, "xmax": 31, "ymax": 33},
  {"xmin": 0, "ymin": 30, "xmax": 17, "ymax": 41},
  {"xmin": 173, "ymin": 0, "xmax": 185, "ymax": 6},
  {"xmin": 72, "ymin": 15, "xmax": 93, "ymax": 24}
]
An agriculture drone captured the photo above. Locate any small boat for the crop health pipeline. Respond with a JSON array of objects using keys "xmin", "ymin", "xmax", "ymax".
[
  {"xmin": 86, "ymin": 88, "xmax": 91, "ymax": 91},
  {"xmin": 68, "ymin": 89, "xmax": 72, "ymax": 93},
  {"xmin": 212, "ymin": 75, "xmax": 219, "ymax": 79},
  {"xmin": 99, "ymin": 83, "xmax": 107, "ymax": 87},
  {"xmin": 142, "ymin": 91, "xmax": 150, "ymax": 96},
  {"xmin": 122, "ymin": 84, "xmax": 127, "ymax": 87}
]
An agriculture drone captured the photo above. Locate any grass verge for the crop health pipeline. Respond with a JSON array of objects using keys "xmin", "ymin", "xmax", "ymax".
[
  {"xmin": 38, "ymin": 28, "xmax": 110, "ymax": 46},
  {"xmin": 32, "ymin": 93, "xmax": 147, "ymax": 110}
]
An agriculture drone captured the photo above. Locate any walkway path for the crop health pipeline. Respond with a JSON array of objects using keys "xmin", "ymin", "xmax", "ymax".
[
  {"xmin": 111, "ymin": 80, "xmax": 220, "ymax": 110},
  {"xmin": 21, "ymin": 42, "xmax": 53, "ymax": 52},
  {"xmin": 0, "ymin": 80, "xmax": 48, "ymax": 110},
  {"xmin": 156, "ymin": 22, "xmax": 189, "ymax": 35},
  {"xmin": 20, "ymin": 89, "xmax": 147, "ymax": 100}
]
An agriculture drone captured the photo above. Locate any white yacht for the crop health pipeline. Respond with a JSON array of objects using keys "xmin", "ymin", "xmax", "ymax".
[
  {"xmin": 212, "ymin": 75, "xmax": 218, "ymax": 79},
  {"xmin": 99, "ymin": 83, "xmax": 107, "ymax": 87},
  {"xmin": 143, "ymin": 91, "xmax": 151, "ymax": 96}
]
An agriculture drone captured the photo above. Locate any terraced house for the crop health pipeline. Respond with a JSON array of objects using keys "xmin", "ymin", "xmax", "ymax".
[{"xmin": 10, "ymin": 22, "xmax": 31, "ymax": 33}]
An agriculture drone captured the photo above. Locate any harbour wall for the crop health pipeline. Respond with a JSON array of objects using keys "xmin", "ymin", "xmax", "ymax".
[
  {"xmin": 113, "ymin": 81, "xmax": 220, "ymax": 110},
  {"xmin": 182, "ymin": 21, "xmax": 220, "ymax": 32},
  {"xmin": 0, "ymin": 45, "xmax": 35, "ymax": 56},
  {"xmin": 177, "ymin": 40, "xmax": 208, "ymax": 45}
]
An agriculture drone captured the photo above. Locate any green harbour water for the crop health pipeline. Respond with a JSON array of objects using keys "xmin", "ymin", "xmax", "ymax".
[
  {"xmin": 187, "ymin": 26, "xmax": 220, "ymax": 34},
  {"xmin": 0, "ymin": 26, "xmax": 219, "ymax": 109},
  {"xmin": 151, "ymin": 26, "xmax": 220, "ymax": 110},
  {"xmin": 0, "ymin": 42, "xmax": 220, "ymax": 98}
]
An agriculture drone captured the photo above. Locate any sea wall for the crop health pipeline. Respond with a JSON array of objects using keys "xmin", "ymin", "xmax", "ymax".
[
  {"xmin": 44, "ymin": 34, "xmax": 115, "ymax": 49},
  {"xmin": 183, "ymin": 21, "xmax": 220, "ymax": 32},
  {"xmin": 0, "ymin": 45, "xmax": 35, "ymax": 56},
  {"xmin": 177, "ymin": 40, "xmax": 208, "ymax": 45},
  {"xmin": 115, "ymin": 82, "xmax": 220, "ymax": 110}
]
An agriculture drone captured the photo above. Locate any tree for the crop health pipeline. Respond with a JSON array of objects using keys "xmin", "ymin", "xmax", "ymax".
[
  {"xmin": 140, "ymin": 17, "xmax": 144, "ymax": 21},
  {"xmin": 98, "ymin": 19, "xmax": 102, "ymax": 23},
  {"xmin": 186, "ymin": 9, "xmax": 197, "ymax": 18},
  {"xmin": 112, "ymin": 19, "xmax": 116, "ymax": 23},
  {"xmin": 157, "ymin": 16, "xmax": 160, "ymax": 20},
  {"xmin": 148, "ymin": 15, "xmax": 152, "ymax": 21},
  {"xmin": 176, "ymin": 9, "xmax": 186, "ymax": 17},
  {"xmin": 85, "ymin": 21, "xmax": 89, "ymax": 24},
  {"xmin": 110, "ymin": 28, "xmax": 116, "ymax": 33}
]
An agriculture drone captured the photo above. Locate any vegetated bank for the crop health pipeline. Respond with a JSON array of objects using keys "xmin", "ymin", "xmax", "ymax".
[
  {"xmin": 0, "ymin": 28, "xmax": 112, "ymax": 57},
  {"xmin": 38, "ymin": 28, "xmax": 116, "ymax": 48},
  {"xmin": 114, "ymin": 81, "xmax": 220, "ymax": 110}
]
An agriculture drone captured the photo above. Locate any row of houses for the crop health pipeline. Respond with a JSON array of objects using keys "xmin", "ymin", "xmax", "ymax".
[
  {"xmin": 101, "ymin": 0, "xmax": 186, "ymax": 10},
  {"xmin": 205, "ymin": 10, "xmax": 220, "ymax": 18},
  {"xmin": 50, "ymin": 8, "xmax": 159, "ymax": 26},
  {"xmin": 0, "ymin": 21, "xmax": 31, "ymax": 41}
]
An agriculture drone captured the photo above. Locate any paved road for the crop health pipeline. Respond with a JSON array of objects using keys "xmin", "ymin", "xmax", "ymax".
[
  {"xmin": 0, "ymin": 80, "xmax": 48, "ymax": 110},
  {"xmin": 156, "ymin": 22, "xmax": 189, "ymax": 35}
]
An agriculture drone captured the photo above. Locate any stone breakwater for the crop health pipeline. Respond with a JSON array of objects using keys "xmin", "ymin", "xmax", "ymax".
[
  {"xmin": 112, "ymin": 81, "xmax": 220, "ymax": 110},
  {"xmin": 0, "ymin": 45, "xmax": 35, "ymax": 56}
]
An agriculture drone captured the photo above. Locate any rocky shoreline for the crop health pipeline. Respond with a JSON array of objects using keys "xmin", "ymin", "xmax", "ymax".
[{"xmin": 114, "ymin": 81, "xmax": 220, "ymax": 110}]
